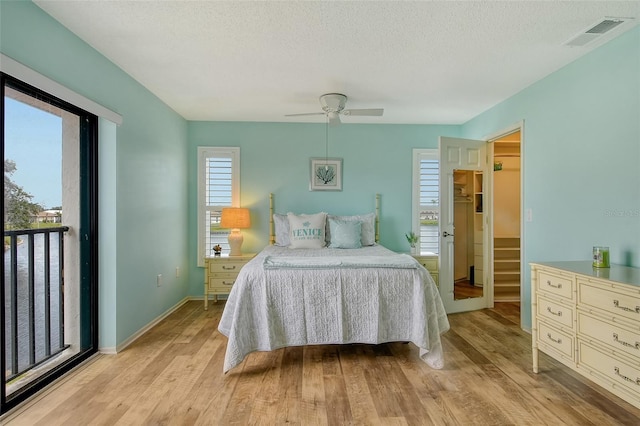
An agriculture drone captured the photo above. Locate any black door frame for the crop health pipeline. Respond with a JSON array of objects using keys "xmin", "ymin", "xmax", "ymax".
[{"xmin": 0, "ymin": 73, "xmax": 99, "ymax": 414}]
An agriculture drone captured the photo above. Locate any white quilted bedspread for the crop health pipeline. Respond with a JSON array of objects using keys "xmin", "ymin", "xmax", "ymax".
[{"xmin": 218, "ymin": 245, "xmax": 450, "ymax": 373}]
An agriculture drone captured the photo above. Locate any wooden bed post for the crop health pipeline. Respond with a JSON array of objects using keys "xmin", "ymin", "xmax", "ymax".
[
  {"xmin": 375, "ymin": 193, "xmax": 380, "ymax": 243},
  {"xmin": 269, "ymin": 193, "xmax": 275, "ymax": 245}
]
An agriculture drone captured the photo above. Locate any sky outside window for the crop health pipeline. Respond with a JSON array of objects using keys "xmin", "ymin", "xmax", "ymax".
[{"xmin": 4, "ymin": 97, "xmax": 62, "ymax": 209}]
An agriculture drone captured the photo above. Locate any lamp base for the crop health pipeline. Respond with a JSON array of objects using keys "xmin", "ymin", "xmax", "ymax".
[{"xmin": 228, "ymin": 229, "xmax": 244, "ymax": 256}]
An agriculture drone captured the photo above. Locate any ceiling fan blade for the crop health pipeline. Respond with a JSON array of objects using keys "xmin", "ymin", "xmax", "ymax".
[
  {"xmin": 328, "ymin": 111, "xmax": 341, "ymax": 126},
  {"xmin": 342, "ymin": 108, "xmax": 384, "ymax": 117},
  {"xmin": 285, "ymin": 112, "xmax": 325, "ymax": 117}
]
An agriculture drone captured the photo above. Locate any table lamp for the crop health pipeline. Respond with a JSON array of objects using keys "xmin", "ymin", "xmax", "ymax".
[{"xmin": 220, "ymin": 207, "xmax": 251, "ymax": 256}]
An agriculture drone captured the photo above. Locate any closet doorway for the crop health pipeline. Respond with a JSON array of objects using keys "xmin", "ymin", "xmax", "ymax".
[{"xmin": 491, "ymin": 130, "xmax": 522, "ymax": 303}]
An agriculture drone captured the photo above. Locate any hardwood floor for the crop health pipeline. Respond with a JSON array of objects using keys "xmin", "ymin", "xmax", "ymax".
[{"xmin": 4, "ymin": 301, "xmax": 640, "ymax": 425}]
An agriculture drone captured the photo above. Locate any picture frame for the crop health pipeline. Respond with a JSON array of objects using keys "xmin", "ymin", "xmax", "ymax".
[{"xmin": 309, "ymin": 157, "xmax": 342, "ymax": 191}]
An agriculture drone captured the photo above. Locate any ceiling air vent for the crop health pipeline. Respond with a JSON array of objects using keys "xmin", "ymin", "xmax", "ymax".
[{"xmin": 564, "ymin": 18, "xmax": 629, "ymax": 47}]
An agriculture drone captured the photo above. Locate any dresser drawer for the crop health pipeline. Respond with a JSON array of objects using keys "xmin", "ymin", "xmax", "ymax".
[
  {"xmin": 578, "ymin": 312, "xmax": 640, "ymax": 360},
  {"xmin": 538, "ymin": 321, "xmax": 574, "ymax": 361},
  {"xmin": 538, "ymin": 271, "xmax": 574, "ymax": 301},
  {"xmin": 538, "ymin": 296, "xmax": 574, "ymax": 329},
  {"xmin": 579, "ymin": 281, "xmax": 640, "ymax": 324},
  {"xmin": 579, "ymin": 341, "xmax": 640, "ymax": 399}
]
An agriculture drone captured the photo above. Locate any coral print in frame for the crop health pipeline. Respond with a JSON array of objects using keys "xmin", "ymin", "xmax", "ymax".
[{"xmin": 310, "ymin": 158, "xmax": 342, "ymax": 191}]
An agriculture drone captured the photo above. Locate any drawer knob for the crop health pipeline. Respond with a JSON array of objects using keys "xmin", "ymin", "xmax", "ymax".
[
  {"xmin": 547, "ymin": 307, "xmax": 562, "ymax": 317},
  {"xmin": 546, "ymin": 333, "xmax": 562, "ymax": 344},
  {"xmin": 614, "ymin": 367, "xmax": 640, "ymax": 386},
  {"xmin": 546, "ymin": 280, "xmax": 561, "ymax": 289},
  {"xmin": 613, "ymin": 300, "xmax": 640, "ymax": 314},
  {"xmin": 613, "ymin": 333, "xmax": 640, "ymax": 350},
  {"xmin": 222, "ymin": 265, "xmax": 237, "ymax": 270},
  {"xmin": 222, "ymin": 281, "xmax": 234, "ymax": 286}
]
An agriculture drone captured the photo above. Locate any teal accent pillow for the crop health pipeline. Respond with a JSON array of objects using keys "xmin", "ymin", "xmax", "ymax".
[
  {"xmin": 328, "ymin": 218, "xmax": 362, "ymax": 249},
  {"xmin": 326, "ymin": 213, "xmax": 376, "ymax": 246}
]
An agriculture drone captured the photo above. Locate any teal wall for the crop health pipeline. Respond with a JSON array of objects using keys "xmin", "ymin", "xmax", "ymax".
[
  {"xmin": 1, "ymin": 1, "xmax": 191, "ymax": 349},
  {"xmin": 462, "ymin": 26, "xmax": 640, "ymax": 329},
  {"xmin": 2, "ymin": 1, "xmax": 638, "ymax": 344},
  {"xmin": 187, "ymin": 122, "xmax": 459, "ymax": 295}
]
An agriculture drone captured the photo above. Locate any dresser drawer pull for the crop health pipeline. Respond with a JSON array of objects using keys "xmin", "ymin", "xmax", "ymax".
[
  {"xmin": 546, "ymin": 307, "xmax": 562, "ymax": 317},
  {"xmin": 546, "ymin": 280, "xmax": 561, "ymax": 289},
  {"xmin": 222, "ymin": 281, "xmax": 234, "ymax": 286},
  {"xmin": 613, "ymin": 300, "xmax": 640, "ymax": 314},
  {"xmin": 614, "ymin": 367, "xmax": 640, "ymax": 386},
  {"xmin": 546, "ymin": 333, "xmax": 562, "ymax": 344},
  {"xmin": 222, "ymin": 265, "xmax": 237, "ymax": 271},
  {"xmin": 613, "ymin": 333, "xmax": 640, "ymax": 350}
]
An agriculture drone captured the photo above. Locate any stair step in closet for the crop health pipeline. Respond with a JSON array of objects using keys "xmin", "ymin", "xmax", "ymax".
[{"xmin": 494, "ymin": 237, "xmax": 520, "ymax": 301}]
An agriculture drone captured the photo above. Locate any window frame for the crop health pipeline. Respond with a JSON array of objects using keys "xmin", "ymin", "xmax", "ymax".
[
  {"xmin": 412, "ymin": 148, "xmax": 439, "ymax": 256},
  {"xmin": 197, "ymin": 146, "xmax": 240, "ymax": 267}
]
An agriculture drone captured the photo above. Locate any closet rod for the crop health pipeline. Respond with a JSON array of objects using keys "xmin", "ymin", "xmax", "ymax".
[{"xmin": 494, "ymin": 154, "xmax": 520, "ymax": 158}]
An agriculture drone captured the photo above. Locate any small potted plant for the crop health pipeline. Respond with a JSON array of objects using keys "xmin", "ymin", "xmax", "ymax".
[
  {"xmin": 405, "ymin": 231, "xmax": 419, "ymax": 255},
  {"xmin": 212, "ymin": 244, "xmax": 222, "ymax": 256}
]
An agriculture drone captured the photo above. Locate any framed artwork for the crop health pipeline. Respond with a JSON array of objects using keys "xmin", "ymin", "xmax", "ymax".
[{"xmin": 309, "ymin": 158, "xmax": 342, "ymax": 191}]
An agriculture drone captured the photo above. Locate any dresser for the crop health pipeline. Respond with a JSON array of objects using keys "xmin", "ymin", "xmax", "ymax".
[
  {"xmin": 412, "ymin": 254, "xmax": 439, "ymax": 286},
  {"xmin": 204, "ymin": 254, "xmax": 255, "ymax": 310},
  {"xmin": 531, "ymin": 261, "xmax": 640, "ymax": 408}
]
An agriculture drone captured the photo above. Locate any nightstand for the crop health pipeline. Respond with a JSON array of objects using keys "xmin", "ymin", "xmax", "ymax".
[
  {"xmin": 412, "ymin": 254, "xmax": 439, "ymax": 286},
  {"xmin": 204, "ymin": 253, "xmax": 255, "ymax": 310}
]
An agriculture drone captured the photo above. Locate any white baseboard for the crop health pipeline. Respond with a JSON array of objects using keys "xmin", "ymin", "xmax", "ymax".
[{"xmin": 99, "ymin": 296, "xmax": 190, "ymax": 354}]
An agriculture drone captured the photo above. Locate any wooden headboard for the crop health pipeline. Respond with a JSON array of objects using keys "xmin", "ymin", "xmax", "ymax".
[{"xmin": 269, "ymin": 193, "xmax": 380, "ymax": 244}]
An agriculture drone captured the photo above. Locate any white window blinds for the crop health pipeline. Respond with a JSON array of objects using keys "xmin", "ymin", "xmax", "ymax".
[
  {"xmin": 198, "ymin": 147, "xmax": 239, "ymax": 265},
  {"xmin": 413, "ymin": 149, "xmax": 439, "ymax": 255}
]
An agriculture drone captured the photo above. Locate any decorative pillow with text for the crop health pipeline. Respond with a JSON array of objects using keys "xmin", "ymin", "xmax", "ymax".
[{"xmin": 287, "ymin": 212, "xmax": 327, "ymax": 249}]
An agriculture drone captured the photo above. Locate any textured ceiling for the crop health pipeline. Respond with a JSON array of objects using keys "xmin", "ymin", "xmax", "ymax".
[{"xmin": 34, "ymin": 1, "xmax": 639, "ymax": 124}]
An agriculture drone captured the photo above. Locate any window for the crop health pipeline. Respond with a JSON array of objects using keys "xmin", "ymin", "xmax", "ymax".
[
  {"xmin": 197, "ymin": 147, "xmax": 239, "ymax": 266},
  {"xmin": 412, "ymin": 149, "xmax": 439, "ymax": 255}
]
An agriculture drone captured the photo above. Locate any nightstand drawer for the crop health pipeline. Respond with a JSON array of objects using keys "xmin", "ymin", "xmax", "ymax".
[
  {"xmin": 430, "ymin": 272, "xmax": 439, "ymax": 286},
  {"xmin": 208, "ymin": 277, "xmax": 236, "ymax": 292},
  {"xmin": 209, "ymin": 261, "xmax": 248, "ymax": 274},
  {"xmin": 415, "ymin": 257, "xmax": 438, "ymax": 270}
]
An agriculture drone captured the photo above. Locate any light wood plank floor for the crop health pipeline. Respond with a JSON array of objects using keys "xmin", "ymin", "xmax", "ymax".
[{"xmin": 4, "ymin": 301, "xmax": 640, "ymax": 425}]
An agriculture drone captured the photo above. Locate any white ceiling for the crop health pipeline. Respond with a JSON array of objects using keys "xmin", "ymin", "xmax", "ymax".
[{"xmin": 34, "ymin": 1, "xmax": 639, "ymax": 124}]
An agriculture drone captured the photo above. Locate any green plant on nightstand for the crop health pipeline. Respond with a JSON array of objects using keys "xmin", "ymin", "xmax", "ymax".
[{"xmin": 405, "ymin": 231, "xmax": 419, "ymax": 254}]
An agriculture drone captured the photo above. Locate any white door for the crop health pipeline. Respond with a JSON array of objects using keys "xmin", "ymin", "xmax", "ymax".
[{"xmin": 439, "ymin": 136, "xmax": 488, "ymax": 313}]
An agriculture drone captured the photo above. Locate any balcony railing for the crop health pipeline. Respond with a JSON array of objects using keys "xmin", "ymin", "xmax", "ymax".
[{"xmin": 3, "ymin": 226, "xmax": 70, "ymax": 382}]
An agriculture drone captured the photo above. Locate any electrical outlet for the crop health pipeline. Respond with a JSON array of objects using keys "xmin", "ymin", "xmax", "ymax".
[
  {"xmin": 157, "ymin": 274, "xmax": 162, "ymax": 287},
  {"xmin": 176, "ymin": 267, "xmax": 180, "ymax": 278},
  {"xmin": 526, "ymin": 208, "xmax": 533, "ymax": 222}
]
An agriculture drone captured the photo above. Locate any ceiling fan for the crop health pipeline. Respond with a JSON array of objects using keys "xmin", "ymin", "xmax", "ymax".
[{"xmin": 285, "ymin": 93, "xmax": 384, "ymax": 125}]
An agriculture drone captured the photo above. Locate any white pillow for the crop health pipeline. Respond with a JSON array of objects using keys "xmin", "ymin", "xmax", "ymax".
[
  {"xmin": 326, "ymin": 213, "xmax": 376, "ymax": 246},
  {"xmin": 287, "ymin": 212, "xmax": 327, "ymax": 249},
  {"xmin": 328, "ymin": 218, "xmax": 362, "ymax": 249},
  {"xmin": 273, "ymin": 213, "xmax": 290, "ymax": 246}
]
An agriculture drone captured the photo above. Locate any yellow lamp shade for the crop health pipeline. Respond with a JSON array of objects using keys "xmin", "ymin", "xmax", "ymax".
[{"xmin": 220, "ymin": 208, "xmax": 251, "ymax": 229}]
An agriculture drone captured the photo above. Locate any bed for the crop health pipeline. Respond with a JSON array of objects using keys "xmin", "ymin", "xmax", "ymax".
[{"xmin": 217, "ymin": 194, "xmax": 450, "ymax": 373}]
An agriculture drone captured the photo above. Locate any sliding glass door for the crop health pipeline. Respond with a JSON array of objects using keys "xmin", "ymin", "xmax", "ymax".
[{"xmin": 1, "ymin": 73, "xmax": 98, "ymax": 413}]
